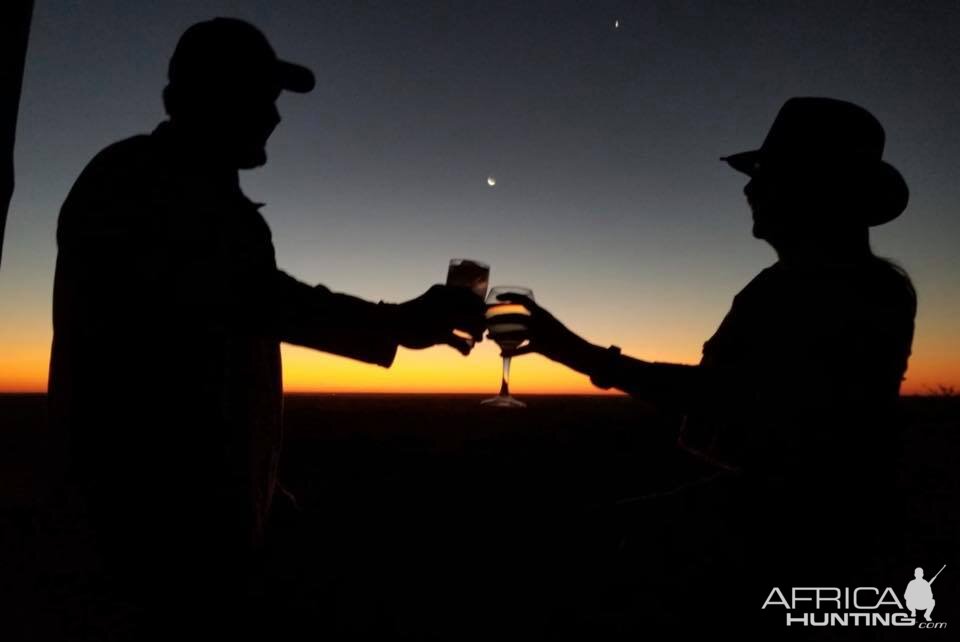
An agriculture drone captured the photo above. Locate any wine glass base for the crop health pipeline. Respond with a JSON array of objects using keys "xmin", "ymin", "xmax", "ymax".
[{"xmin": 480, "ymin": 395, "xmax": 527, "ymax": 408}]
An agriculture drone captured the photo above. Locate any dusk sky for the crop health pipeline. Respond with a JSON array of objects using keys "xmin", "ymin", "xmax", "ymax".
[{"xmin": 1, "ymin": 1, "xmax": 958, "ymax": 394}]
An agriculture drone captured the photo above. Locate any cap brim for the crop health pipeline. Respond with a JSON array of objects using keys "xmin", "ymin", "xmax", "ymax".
[
  {"xmin": 277, "ymin": 60, "xmax": 315, "ymax": 93},
  {"xmin": 720, "ymin": 150, "xmax": 762, "ymax": 175}
]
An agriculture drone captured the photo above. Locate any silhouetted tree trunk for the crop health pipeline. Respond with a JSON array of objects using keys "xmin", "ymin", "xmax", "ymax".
[{"xmin": 0, "ymin": 1, "xmax": 34, "ymax": 270}]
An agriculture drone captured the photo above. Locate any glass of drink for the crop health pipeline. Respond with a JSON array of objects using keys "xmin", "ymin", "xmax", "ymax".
[
  {"xmin": 482, "ymin": 286, "xmax": 534, "ymax": 408},
  {"xmin": 446, "ymin": 258, "xmax": 490, "ymax": 297},
  {"xmin": 446, "ymin": 259, "xmax": 490, "ymax": 346}
]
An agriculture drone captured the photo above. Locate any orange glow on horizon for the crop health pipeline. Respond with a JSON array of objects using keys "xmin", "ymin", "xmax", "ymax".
[{"xmin": 1, "ymin": 338, "xmax": 957, "ymax": 396}]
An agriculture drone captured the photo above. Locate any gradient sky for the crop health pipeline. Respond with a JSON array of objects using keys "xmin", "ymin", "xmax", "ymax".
[{"xmin": 1, "ymin": 1, "xmax": 958, "ymax": 394}]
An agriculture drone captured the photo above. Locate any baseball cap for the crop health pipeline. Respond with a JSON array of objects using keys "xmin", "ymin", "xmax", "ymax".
[{"xmin": 168, "ymin": 17, "xmax": 315, "ymax": 94}]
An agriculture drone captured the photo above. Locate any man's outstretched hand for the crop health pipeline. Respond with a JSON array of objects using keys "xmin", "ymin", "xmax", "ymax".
[{"xmin": 393, "ymin": 284, "xmax": 487, "ymax": 355}]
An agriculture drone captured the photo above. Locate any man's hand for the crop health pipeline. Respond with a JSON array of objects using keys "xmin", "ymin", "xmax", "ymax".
[{"xmin": 393, "ymin": 284, "xmax": 486, "ymax": 355}]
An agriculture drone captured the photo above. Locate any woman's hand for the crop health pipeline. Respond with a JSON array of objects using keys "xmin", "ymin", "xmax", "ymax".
[{"xmin": 495, "ymin": 292, "xmax": 600, "ymax": 371}]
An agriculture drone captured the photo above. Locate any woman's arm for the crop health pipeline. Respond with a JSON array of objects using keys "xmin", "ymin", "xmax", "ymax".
[{"xmin": 497, "ymin": 293, "xmax": 704, "ymax": 411}]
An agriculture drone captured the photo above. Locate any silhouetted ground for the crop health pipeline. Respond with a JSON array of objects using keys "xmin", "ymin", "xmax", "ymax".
[{"xmin": 1, "ymin": 393, "xmax": 957, "ymax": 640}]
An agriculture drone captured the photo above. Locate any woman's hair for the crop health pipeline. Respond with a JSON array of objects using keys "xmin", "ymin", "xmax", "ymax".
[{"xmin": 870, "ymin": 253, "xmax": 918, "ymax": 313}]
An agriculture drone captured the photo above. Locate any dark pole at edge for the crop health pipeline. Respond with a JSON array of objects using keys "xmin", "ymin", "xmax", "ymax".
[{"xmin": 0, "ymin": 0, "xmax": 35, "ymax": 270}]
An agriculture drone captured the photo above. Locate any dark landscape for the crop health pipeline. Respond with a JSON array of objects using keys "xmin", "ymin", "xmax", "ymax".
[{"xmin": 2, "ymin": 393, "xmax": 957, "ymax": 639}]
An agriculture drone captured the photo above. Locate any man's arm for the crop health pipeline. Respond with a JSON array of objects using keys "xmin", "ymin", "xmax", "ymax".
[
  {"xmin": 266, "ymin": 270, "xmax": 487, "ymax": 365},
  {"xmin": 271, "ymin": 269, "xmax": 399, "ymax": 367}
]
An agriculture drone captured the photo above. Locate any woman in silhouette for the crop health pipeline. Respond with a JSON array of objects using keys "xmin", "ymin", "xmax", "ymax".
[{"xmin": 504, "ymin": 97, "xmax": 917, "ymax": 629}]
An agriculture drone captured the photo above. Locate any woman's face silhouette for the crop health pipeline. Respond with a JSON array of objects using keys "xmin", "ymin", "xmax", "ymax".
[
  {"xmin": 744, "ymin": 172, "xmax": 816, "ymax": 248},
  {"xmin": 744, "ymin": 171, "xmax": 868, "ymax": 257},
  {"xmin": 744, "ymin": 175, "xmax": 783, "ymax": 242}
]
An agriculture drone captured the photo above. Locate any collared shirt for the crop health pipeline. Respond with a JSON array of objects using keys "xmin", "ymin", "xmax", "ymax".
[{"xmin": 49, "ymin": 121, "xmax": 398, "ymax": 551}]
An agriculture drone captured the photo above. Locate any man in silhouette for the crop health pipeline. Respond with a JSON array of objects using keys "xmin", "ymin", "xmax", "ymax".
[
  {"xmin": 47, "ymin": 17, "xmax": 484, "ymax": 634},
  {"xmin": 905, "ymin": 567, "xmax": 936, "ymax": 621},
  {"xmin": 502, "ymin": 97, "xmax": 917, "ymax": 629}
]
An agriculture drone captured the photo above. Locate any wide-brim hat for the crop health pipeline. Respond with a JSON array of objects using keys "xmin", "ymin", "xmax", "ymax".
[
  {"xmin": 721, "ymin": 97, "xmax": 908, "ymax": 226},
  {"xmin": 169, "ymin": 17, "xmax": 315, "ymax": 95}
]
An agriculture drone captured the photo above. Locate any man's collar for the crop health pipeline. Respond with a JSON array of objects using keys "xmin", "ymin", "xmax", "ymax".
[{"xmin": 151, "ymin": 120, "xmax": 242, "ymax": 190}]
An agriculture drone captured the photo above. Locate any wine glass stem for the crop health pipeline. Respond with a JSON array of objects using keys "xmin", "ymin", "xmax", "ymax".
[{"xmin": 499, "ymin": 355, "xmax": 512, "ymax": 397}]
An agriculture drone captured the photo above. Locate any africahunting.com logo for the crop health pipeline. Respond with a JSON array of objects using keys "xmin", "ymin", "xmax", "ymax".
[{"xmin": 762, "ymin": 565, "xmax": 947, "ymax": 629}]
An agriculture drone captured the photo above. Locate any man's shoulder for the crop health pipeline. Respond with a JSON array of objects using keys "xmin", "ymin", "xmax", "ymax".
[
  {"xmin": 80, "ymin": 131, "xmax": 160, "ymax": 181},
  {"xmin": 58, "ymin": 129, "xmax": 169, "ymax": 242},
  {"xmin": 63, "ymin": 125, "xmax": 178, "ymax": 209}
]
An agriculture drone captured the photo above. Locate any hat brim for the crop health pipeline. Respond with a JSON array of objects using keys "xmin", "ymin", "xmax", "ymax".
[
  {"xmin": 720, "ymin": 150, "xmax": 762, "ymax": 175},
  {"xmin": 867, "ymin": 161, "xmax": 909, "ymax": 226},
  {"xmin": 720, "ymin": 151, "xmax": 909, "ymax": 226},
  {"xmin": 277, "ymin": 59, "xmax": 315, "ymax": 93}
]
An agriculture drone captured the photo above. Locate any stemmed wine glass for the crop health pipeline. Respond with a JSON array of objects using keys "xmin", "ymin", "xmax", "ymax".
[{"xmin": 482, "ymin": 286, "xmax": 534, "ymax": 408}]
